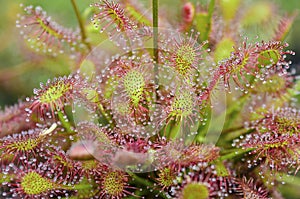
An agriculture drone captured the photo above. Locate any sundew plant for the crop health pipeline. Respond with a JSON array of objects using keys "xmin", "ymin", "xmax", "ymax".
[{"xmin": 1, "ymin": 0, "xmax": 300, "ymax": 198}]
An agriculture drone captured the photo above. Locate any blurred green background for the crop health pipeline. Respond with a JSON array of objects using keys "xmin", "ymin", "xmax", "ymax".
[{"xmin": 0, "ymin": 0, "xmax": 299, "ymax": 106}]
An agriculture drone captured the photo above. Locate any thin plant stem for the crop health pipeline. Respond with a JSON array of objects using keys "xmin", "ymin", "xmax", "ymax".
[
  {"xmin": 57, "ymin": 111, "xmax": 73, "ymax": 133},
  {"xmin": 219, "ymin": 148, "xmax": 254, "ymax": 161},
  {"xmin": 153, "ymin": 0, "xmax": 159, "ymax": 85},
  {"xmin": 128, "ymin": 171, "xmax": 168, "ymax": 199},
  {"xmin": 70, "ymin": 0, "xmax": 91, "ymax": 51}
]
